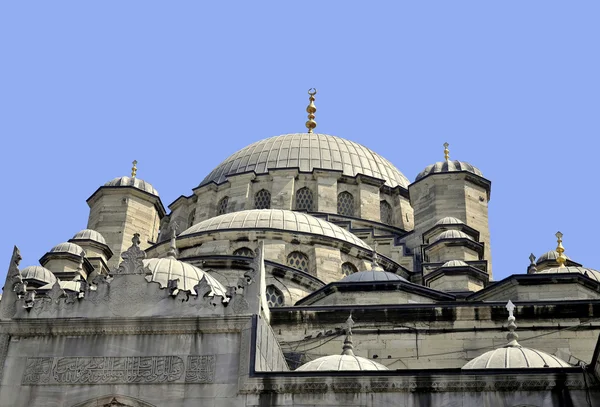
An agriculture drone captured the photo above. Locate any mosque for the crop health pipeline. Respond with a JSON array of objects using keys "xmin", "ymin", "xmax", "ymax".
[{"xmin": 1, "ymin": 90, "xmax": 599, "ymax": 406}]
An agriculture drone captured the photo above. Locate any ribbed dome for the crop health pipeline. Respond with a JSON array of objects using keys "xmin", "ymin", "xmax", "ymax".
[
  {"xmin": 49, "ymin": 242, "xmax": 85, "ymax": 256},
  {"xmin": 431, "ymin": 230, "xmax": 472, "ymax": 243},
  {"xmin": 537, "ymin": 250, "xmax": 571, "ymax": 264},
  {"xmin": 20, "ymin": 266, "xmax": 57, "ymax": 285},
  {"xmin": 71, "ymin": 229, "xmax": 107, "ymax": 245},
  {"xmin": 295, "ymin": 354, "xmax": 389, "ymax": 371},
  {"xmin": 435, "ymin": 216, "xmax": 464, "ymax": 225},
  {"xmin": 143, "ymin": 257, "xmax": 227, "ymax": 297},
  {"xmin": 462, "ymin": 347, "xmax": 570, "ymax": 369},
  {"xmin": 341, "ymin": 269, "xmax": 407, "ymax": 282},
  {"xmin": 181, "ymin": 209, "xmax": 371, "ymax": 250},
  {"xmin": 416, "ymin": 160, "xmax": 483, "ymax": 182},
  {"xmin": 200, "ymin": 133, "xmax": 409, "ymax": 188},
  {"xmin": 535, "ymin": 266, "xmax": 600, "ymax": 282},
  {"xmin": 104, "ymin": 176, "xmax": 159, "ymax": 196},
  {"xmin": 441, "ymin": 260, "xmax": 469, "ymax": 268}
]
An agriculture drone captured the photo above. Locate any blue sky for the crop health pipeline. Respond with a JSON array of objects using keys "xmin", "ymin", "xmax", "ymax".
[{"xmin": 1, "ymin": 2, "xmax": 599, "ymax": 283}]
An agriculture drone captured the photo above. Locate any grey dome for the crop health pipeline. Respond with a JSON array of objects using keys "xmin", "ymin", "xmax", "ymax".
[
  {"xmin": 441, "ymin": 260, "xmax": 469, "ymax": 268},
  {"xmin": 295, "ymin": 354, "xmax": 389, "ymax": 371},
  {"xmin": 535, "ymin": 266, "xmax": 600, "ymax": 282},
  {"xmin": 341, "ymin": 269, "xmax": 407, "ymax": 282},
  {"xmin": 537, "ymin": 250, "xmax": 571, "ymax": 264},
  {"xmin": 104, "ymin": 176, "xmax": 159, "ymax": 196},
  {"xmin": 49, "ymin": 242, "xmax": 85, "ymax": 256},
  {"xmin": 181, "ymin": 209, "xmax": 371, "ymax": 250},
  {"xmin": 431, "ymin": 230, "xmax": 472, "ymax": 243},
  {"xmin": 144, "ymin": 257, "xmax": 227, "ymax": 297},
  {"xmin": 20, "ymin": 266, "xmax": 57, "ymax": 285},
  {"xmin": 435, "ymin": 216, "xmax": 464, "ymax": 225},
  {"xmin": 71, "ymin": 229, "xmax": 107, "ymax": 245},
  {"xmin": 462, "ymin": 346, "xmax": 570, "ymax": 369},
  {"xmin": 416, "ymin": 160, "xmax": 483, "ymax": 182},
  {"xmin": 200, "ymin": 133, "xmax": 410, "ymax": 188}
]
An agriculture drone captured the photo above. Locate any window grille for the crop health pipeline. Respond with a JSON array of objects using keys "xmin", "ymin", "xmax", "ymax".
[
  {"xmin": 337, "ymin": 192, "xmax": 354, "ymax": 216},
  {"xmin": 287, "ymin": 251, "xmax": 309, "ymax": 273},
  {"xmin": 217, "ymin": 196, "xmax": 229, "ymax": 215},
  {"xmin": 233, "ymin": 247, "xmax": 255, "ymax": 257},
  {"xmin": 266, "ymin": 285, "xmax": 284, "ymax": 307},
  {"xmin": 295, "ymin": 187, "xmax": 314, "ymax": 211},
  {"xmin": 341, "ymin": 262, "xmax": 358, "ymax": 276},
  {"xmin": 254, "ymin": 189, "xmax": 271, "ymax": 209}
]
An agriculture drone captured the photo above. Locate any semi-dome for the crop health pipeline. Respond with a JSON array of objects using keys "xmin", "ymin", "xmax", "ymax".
[
  {"xmin": 435, "ymin": 216, "xmax": 464, "ymax": 225},
  {"xmin": 536, "ymin": 250, "xmax": 571, "ymax": 264},
  {"xmin": 49, "ymin": 242, "xmax": 85, "ymax": 256},
  {"xmin": 416, "ymin": 160, "xmax": 483, "ymax": 182},
  {"xmin": 104, "ymin": 176, "xmax": 159, "ymax": 196},
  {"xmin": 143, "ymin": 257, "xmax": 227, "ymax": 297},
  {"xmin": 20, "ymin": 266, "xmax": 57, "ymax": 285},
  {"xmin": 535, "ymin": 266, "xmax": 600, "ymax": 282},
  {"xmin": 341, "ymin": 267, "xmax": 407, "ymax": 282},
  {"xmin": 431, "ymin": 230, "xmax": 472, "ymax": 243},
  {"xmin": 70, "ymin": 229, "xmax": 107, "ymax": 245},
  {"xmin": 441, "ymin": 260, "xmax": 469, "ymax": 268},
  {"xmin": 199, "ymin": 133, "xmax": 410, "ymax": 188},
  {"xmin": 181, "ymin": 209, "xmax": 371, "ymax": 250}
]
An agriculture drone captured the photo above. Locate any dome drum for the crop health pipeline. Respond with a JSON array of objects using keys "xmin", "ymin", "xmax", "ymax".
[
  {"xmin": 424, "ymin": 261, "xmax": 489, "ymax": 293},
  {"xmin": 422, "ymin": 221, "xmax": 480, "ymax": 246}
]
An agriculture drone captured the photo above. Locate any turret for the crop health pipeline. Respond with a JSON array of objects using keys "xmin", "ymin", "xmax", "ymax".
[{"xmin": 86, "ymin": 161, "xmax": 166, "ymax": 270}]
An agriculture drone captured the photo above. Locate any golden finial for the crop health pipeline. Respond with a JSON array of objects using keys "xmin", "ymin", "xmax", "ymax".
[
  {"xmin": 305, "ymin": 88, "xmax": 317, "ymax": 133},
  {"xmin": 443, "ymin": 142, "xmax": 450, "ymax": 162},
  {"xmin": 555, "ymin": 231, "xmax": 567, "ymax": 268},
  {"xmin": 131, "ymin": 160, "xmax": 138, "ymax": 178}
]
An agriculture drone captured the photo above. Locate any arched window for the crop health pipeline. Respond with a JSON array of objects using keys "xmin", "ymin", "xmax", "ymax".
[
  {"xmin": 380, "ymin": 200, "xmax": 393, "ymax": 224},
  {"xmin": 266, "ymin": 285, "xmax": 284, "ymax": 307},
  {"xmin": 217, "ymin": 196, "xmax": 229, "ymax": 215},
  {"xmin": 337, "ymin": 191, "xmax": 354, "ymax": 216},
  {"xmin": 341, "ymin": 262, "xmax": 358, "ymax": 276},
  {"xmin": 233, "ymin": 247, "xmax": 255, "ymax": 257},
  {"xmin": 254, "ymin": 189, "xmax": 271, "ymax": 209},
  {"xmin": 287, "ymin": 251, "xmax": 309, "ymax": 273},
  {"xmin": 188, "ymin": 209, "xmax": 196, "ymax": 228},
  {"xmin": 295, "ymin": 187, "xmax": 314, "ymax": 211}
]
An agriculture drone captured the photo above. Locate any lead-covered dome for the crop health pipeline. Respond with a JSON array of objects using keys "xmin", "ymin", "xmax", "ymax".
[
  {"xmin": 104, "ymin": 176, "xmax": 159, "ymax": 196},
  {"xmin": 199, "ymin": 133, "xmax": 409, "ymax": 188},
  {"xmin": 20, "ymin": 266, "xmax": 57, "ymax": 286},
  {"xmin": 435, "ymin": 217, "xmax": 464, "ymax": 225},
  {"xmin": 535, "ymin": 266, "xmax": 600, "ymax": 282},
  {"xmin": 341, "ymin": 266, "xmax": 407, "ymax": 282},
  {"xmin": 71, "ymin": 229, "xmax": 107, "ymax": 245},
  {"xmin": 49, "ymin": 242, "xmax": 85, "ymax": 256},
  {"xmin": 462, "ymin": 346, "xmax": 571, "ymax": 369},
  {"xmin": 181, "ymin": 209, "xmax": 371, "ymax": 250},
  {"xmin": 431, "ymin": 230, "xmax": 472, "ymax": 243},
  {"xmin": 416, "ymin": 160, "xmax": 483, "ymax": 182}
]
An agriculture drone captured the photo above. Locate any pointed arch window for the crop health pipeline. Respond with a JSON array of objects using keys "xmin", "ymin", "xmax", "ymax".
[
  {"xmin": 295, "ymin": 187, "xmax": 314, "ymax": 211},
  {"xmin": 266, "ymin": 285, "xmax": 284, "ymax": 307},
  {"xmin": 188, "ymin": 209, "xmax": 196, "ymax": 228},
  {"xmin": 254, "ymin": 189, "xmax": 271, "ymax": 209},
  {"xmin": 337, "ymin": 191, "xmax": 354, "ymax": 216},
  {"xmin": 217, "ymin": 196, "xmax": 229, "ymax": 215},
  {"xmin": 380, "ymin": 200, "xmax": 393, "ymax": 224},
  {"xmin": 341, "ymin": 262, "xmax": 358, "ymax": 276},
  {"xmin": 233, "ymin": 247, "xmax": 255, "ymax": 257},
  {"xmin": 287, "ymin": 251, "xmax": 309, "ymax": 273}
]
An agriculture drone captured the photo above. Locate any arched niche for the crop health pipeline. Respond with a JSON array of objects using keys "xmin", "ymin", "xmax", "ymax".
[{"xmin": 71, "ymin": 394, "xmax": 156, "ymax": 407}]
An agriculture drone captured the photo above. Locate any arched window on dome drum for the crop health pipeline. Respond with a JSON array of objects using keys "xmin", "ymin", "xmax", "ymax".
[
  {"xmin": 217, "ymin": 196, "xmax": 229, "ymax": 215},
  {"xmin": 233, "ymin": 247, "xmax": 255, "ymax": 257},
  {"xmin": 341, "ymin": 262, "xmax": 358, "ymax": 277},
  {"xmin": 266, "ymin": 285, "xmax": 284, "ymax": 307},
  {"xmin": 188, "ymin": 209, "xmax": 196, "ymax": 228},
  {"xmin": 295, "ymin": 187, "xmax": 314, "ymax": 212},
  {"xmin": 380, "ymin": 200, "xmax": 393, "ymax": 224},
  {"xmin": 337, "ymin": 191, "xmax": 354, "ymax": 216},
  {"xmin": 254, "ymin": 189, "xmax": 271, "ymax": 209},
  {"xmin": 287, "ymin": 251, "xmax": 310, "ymax": 273}
]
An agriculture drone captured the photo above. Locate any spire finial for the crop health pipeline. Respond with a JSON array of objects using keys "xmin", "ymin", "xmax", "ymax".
[
  {"xmin": 443, "ymin": 142, "xmax": 450, "ymax": 162},
  {"xmin": 341, "ymin": 313, "xmax": 355, "ymax": 356},
  {"xmin": 555, "ymin": 231, "xmax": 567, "ymax": 268},
  {"xmin": 131, "ymin": 160, "xmax": 138, "ymax": 178},
  {"xmin": 167, "ymin": 221, "xmax": 179, "ymax": 259},
  {"xmin": 528, "ymin": 253, "xmax": 537, "ymax": 273},
  {"xmin": 305, "ymin": 88, "xmax": 317, "ymax": 133},
  {"xmin": 505, "ymin": 300, "xmax": 520, "ymax": 347}
]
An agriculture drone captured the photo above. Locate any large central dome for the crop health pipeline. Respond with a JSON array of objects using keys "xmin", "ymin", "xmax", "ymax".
[{"xmin": 199, "ymin": 133, "xmax": 409, "ymax": 188}]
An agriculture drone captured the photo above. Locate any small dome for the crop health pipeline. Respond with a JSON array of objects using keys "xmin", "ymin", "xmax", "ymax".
[
  {"xmin": 462, "ymin": 346, "xmax": 570, "ymax": 369},
  {"xmin": 535, "ymin": 266, "xmax": 600, "ymax": 282},
  {"xmin": 295, "ymin": 354, "xmax": 389, "ymax": 371},
  {"xmin": 441, "ymin": 260, "xmax": 469, "ymax": 268},
  {"xmin": 143, "ymin": 257, "xmax": 227, "ymax": 297},
  {"xmin": 49, "ymin": 242, "xmax": 85, "ymax": 256},
  {"xmin": 104, "ymin": 176, "xmax": 159, "ymax": 196},
  {"xmin": 20, "ymin": 266, "xmax": 57, "ymax": 285},
  {"xmin": 416, "ymin": 160, "xmax": 483, "ymax": 182},
  {"xmin": 435, "ymin": 217, "xmax": 464, "ymax": 225},
  {"xmin": 71, "ymin": 229, "xmax": 107, "ymax": 245},
  {"xmin": 181, "ymin": 209, "xmax": 371, "ymax": 250},
  {"xmin": 431, "ymin": 230, "xmax": 472, "ymax": 243},
  {"xmin": 341, "ymin": 269, "xmax": 407, "ymax": 282},
  {"xmin": 536, "ymin": 250, "xmax": 571, "ymax": 264}
]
